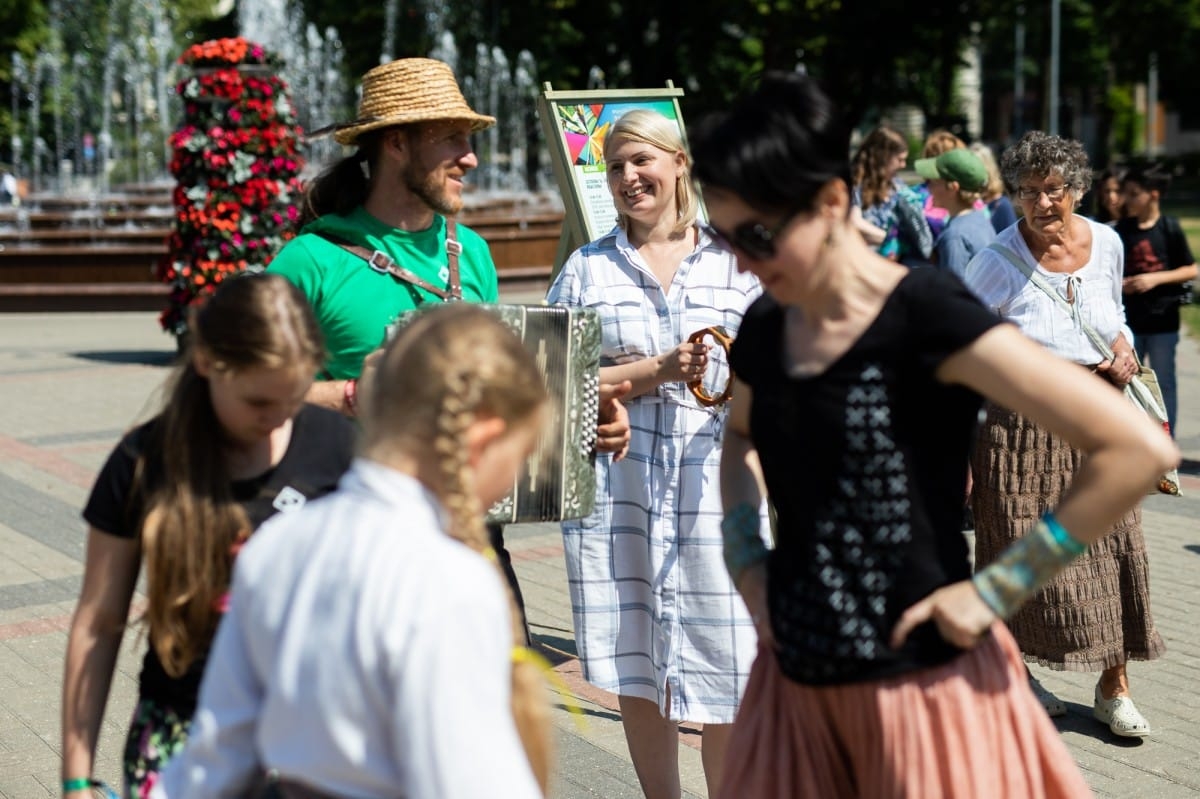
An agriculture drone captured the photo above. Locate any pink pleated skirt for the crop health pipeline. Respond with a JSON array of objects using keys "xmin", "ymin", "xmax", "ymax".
[{"xmin": 716, "ymin": 624, "xmax": 1093, "ymax": 799}]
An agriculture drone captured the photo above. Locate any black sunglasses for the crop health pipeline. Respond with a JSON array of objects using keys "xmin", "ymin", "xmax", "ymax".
[{"xmin": 708, "ymin": 207, "xmax": 804, "ymax": 260}]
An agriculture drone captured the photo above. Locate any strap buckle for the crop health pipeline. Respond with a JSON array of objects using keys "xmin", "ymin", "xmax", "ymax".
[
  {"xmin": 445, "ymin": 237, "xmax": 463, "ymax": 256},
  {"xmin": 367, "ymin": 250, "xmax": 392, "ymax": 274}
]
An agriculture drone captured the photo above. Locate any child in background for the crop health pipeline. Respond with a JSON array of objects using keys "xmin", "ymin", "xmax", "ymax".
[
  {"xmin": 1117, "ymin": 165, "xmax": 1198, "ymax": 437},
  {"xmin": 917, "ymin": 129, "xmax": 968, "ymax": 240},
  {"xmin": 970, "ymin": 142, "xmax": 1018, "ymax": 233},
  {"xmin": 1093, "ymin": 167, "xmax": 1125, "ymax": 225},
  {"xmin": 155, "ymin": 304, "xmax": 551, "ymax": 799},
  {"xmin": 914, "ymin": 148, "xmax": 996, "ymax": 279},
  {"xmin": 61, "ymin": 274, "xmax": 355, "ymax": 798}
]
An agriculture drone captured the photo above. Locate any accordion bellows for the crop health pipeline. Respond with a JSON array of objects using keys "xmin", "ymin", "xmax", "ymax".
[{"xmin": 393, "ymin": 304, "xmax": 602, "ymax": 523}]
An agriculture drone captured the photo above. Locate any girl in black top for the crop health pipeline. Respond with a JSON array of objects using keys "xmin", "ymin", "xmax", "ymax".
[
  {"xmin": 61, "ymin": 274, "xmax": 355, "ymax": 798},
  {"xmin": 690, "ymin": 72, "xmax": 1178, "ymax": 798}
]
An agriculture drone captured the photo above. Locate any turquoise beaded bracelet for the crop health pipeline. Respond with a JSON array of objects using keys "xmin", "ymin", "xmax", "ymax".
[{"xmin": 972, "ymin": 511, "xmax": 1087, "ymax": 618}]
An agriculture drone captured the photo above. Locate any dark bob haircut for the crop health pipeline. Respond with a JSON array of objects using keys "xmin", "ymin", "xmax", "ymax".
[{"xmin": 691, "ymin": 71, "xmax": 852, "ymax": 216}]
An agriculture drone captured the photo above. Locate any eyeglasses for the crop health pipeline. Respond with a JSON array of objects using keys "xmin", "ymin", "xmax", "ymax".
[
  {"xmin": 1015, "ymin": 184, "xmax": 1072, "ymax": 202},
  {"xmin": 709, "ymin": 208, "xmax": 804, "ymax": 260}
]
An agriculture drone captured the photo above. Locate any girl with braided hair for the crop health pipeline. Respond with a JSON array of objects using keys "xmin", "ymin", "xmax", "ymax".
[{"xmin": 155, "ymin": 303, "xmax": 551, "ymax": 799}]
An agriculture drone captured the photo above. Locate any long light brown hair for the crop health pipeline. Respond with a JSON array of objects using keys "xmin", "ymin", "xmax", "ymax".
[
  {"xmin": 140, "ymin": 273, "xmax": 323, "ymax": 677},
  {"xmin": 852, "ymin": 125, "xmax": 908, "ymax": 208},
  {"xmin": 361, "ymin": 304, "xmax": 553, "ymax": 793}
]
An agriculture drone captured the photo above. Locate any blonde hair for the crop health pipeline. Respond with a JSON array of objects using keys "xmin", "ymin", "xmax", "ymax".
[
  {"xmin": 969, "ymin": 142, "xmax": 1005, "ymax": 201},
  {"xmin": 922, "ymin": 128, "xmax": 966, "ymax": 158},
  {"xmin": 852, "ymin": 125, "xmax": 908, "ymax": 208},
  {"xmin": 141, "ymin": 273, "xmax": 323, "ymax": 677},
  {"xmin": 604, "ymin": 108, "xmax": 698, "ymax": 236},
  {"xmin": 361, "ymin": 304, "xmax": 552, "ymax": 792}
]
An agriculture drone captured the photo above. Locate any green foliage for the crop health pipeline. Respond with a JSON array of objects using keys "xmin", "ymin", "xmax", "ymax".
[
  {"xmin": 1109, "ymin": 84, "xmax": 1141, "ymax": 155},
  {"xmin": 0, "ymin": 0, "xmax": 49, "ymax": 160},
  {"xmin": 5, "ymin": 0, "xmax": 1200, "ymax": 174},
  {"xmin": 1183, "ymin": 304, "xmax": 1200, "ymax": 341}
]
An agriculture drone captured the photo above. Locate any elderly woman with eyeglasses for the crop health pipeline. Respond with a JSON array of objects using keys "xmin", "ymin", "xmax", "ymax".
[{"xmin": 961, "ymin": 130, "xmax": 1164, "ymax": 739}]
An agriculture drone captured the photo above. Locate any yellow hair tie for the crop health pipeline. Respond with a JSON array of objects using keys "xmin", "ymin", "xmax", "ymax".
[{"xmin": 511, "ymin": 646, "xmax": 587, "ymax": 731}]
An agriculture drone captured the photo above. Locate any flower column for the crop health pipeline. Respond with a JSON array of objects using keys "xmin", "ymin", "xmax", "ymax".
[{"xmin": 158, "ymin": 37, "xmax": 304, "ymax": 340}]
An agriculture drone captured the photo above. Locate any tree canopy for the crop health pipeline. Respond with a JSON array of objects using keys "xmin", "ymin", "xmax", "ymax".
[{"xmin": 4, "ymin": 0, "xmax": 1200, "ymax": 171}]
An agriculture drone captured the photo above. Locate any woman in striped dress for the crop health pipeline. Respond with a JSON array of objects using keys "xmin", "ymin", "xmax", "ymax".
[{"xmin": 546, "ymin": 109, "xmax": 769, "ymax": 799}]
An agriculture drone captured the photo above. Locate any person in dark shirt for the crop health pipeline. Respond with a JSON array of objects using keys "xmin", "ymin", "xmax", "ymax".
[
  {"xmin": 690, "ymin": 71, "xmax": 1178, "ymax": 798},
  {"xmin": 61, "ymin": 274, "xmax": 356, "ymax": 798},
  {"xmin": 1117, "ymin": 164, "xmax": 1198, "ymax": 437}
]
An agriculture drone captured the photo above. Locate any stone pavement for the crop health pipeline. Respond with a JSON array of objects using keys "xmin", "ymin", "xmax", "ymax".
[{"xmin": 0, "ymin": 308, "xmax": 1197, "ymax": 799}]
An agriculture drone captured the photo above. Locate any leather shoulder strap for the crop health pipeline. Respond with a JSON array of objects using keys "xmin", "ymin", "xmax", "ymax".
[
  {"xmin": 313, "ymin": 229, "xmax": 463, "ymax": 302},
  {"xmin": 987, "ymin": 242, "xmax": 1115, "ymax": 361},
  {"xmin": 445, "ymin": 218, "xmax": 463, "ymax": 300}
]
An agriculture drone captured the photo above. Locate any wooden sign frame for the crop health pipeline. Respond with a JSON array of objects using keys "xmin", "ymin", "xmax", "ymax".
[{"xmin": 538, "ymin": 82, "xmax": 695, "ymax": 275}]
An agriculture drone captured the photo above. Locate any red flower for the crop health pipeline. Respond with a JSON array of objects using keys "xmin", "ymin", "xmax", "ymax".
[{"xmin": 161, "ymin": 37, "xmax": 305, "ymax": 334}]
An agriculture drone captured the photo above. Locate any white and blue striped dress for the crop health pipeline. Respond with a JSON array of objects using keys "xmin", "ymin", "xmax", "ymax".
[{"xmin": 546, "ymin": 225, "xmax": 770, "ymax": 724}]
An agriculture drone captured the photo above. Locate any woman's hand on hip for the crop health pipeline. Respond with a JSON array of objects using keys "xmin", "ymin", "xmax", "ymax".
[{"xmin": 891, "ymin": 580, "xmax": 997, "ymax": 651}]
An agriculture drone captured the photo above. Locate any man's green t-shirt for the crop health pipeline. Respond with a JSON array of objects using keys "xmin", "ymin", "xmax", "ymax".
[{"xmin": 268, "ymin": 207, "xmax": 499, "ymax": 379}]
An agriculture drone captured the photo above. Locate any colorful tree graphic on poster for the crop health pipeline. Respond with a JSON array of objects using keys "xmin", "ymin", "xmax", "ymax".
[{"xmin": 158, "ymin": 37, "xmax": 305, "ymax": 340}]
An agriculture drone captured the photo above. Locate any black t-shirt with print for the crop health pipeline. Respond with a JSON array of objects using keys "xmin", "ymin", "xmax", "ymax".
[
  {"xmin": 1116, "ymin": 215, "xmax": 1195, "ymax": 334},
  {"xmin": 730, "ymin": 268, "xmax": 1003, "ymax": 685},
  {"xmin": 82, "ymin": 403, "xmax": 356, "ymax": 716}
]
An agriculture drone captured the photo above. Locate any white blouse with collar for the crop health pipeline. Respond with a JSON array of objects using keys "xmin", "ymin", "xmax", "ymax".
[
  {"xmin": 962, "ymin": 217, "xmax": 1132, "ymax": 364},
  {"xmin": 154, "ymin": 459, "xmax": 540, "ymax": 799}
]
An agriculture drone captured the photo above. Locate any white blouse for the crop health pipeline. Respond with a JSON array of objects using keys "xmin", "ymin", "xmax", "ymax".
[
  {"xmin": 962, "ymin": 218, "xmax": 1131, "ymax": 364},
  {"xmin": 154, "ymin": 460, "xmax": 540, "ymax": 799}
]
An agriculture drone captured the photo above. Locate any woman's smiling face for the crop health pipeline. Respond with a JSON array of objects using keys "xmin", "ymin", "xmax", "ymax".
[{"xmin": 605, "ymin": 136, "xmax": 685, "ymax": 225}]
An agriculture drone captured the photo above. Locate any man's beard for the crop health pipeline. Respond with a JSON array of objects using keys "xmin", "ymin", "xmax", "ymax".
[{"xmin": 404, "ymin": 161, "xmax": 462, "ymax": 216}]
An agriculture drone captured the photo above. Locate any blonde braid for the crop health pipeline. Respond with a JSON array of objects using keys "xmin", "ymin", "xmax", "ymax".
[
  {"xmin": 433, "ymin": 368, "xmax": 488, "ymax": 554},
  {"xmin": 433, "ymin": 366, "xmax": 552, "ymax": 795}
]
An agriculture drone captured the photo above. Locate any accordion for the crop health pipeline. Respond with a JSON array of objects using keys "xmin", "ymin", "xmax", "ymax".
[{"xmin": 391, "ymin": 304, "xmax": 601, "ymax": 523}]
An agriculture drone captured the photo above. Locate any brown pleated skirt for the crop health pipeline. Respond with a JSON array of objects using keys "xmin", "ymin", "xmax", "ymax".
[
  {"xmin": 971, "ymin": 402, "xmax": 1166, "ymax": 671},
  {"xmin": 716, "ymin": 626, "xmax": 1093, "ymax": 799}
]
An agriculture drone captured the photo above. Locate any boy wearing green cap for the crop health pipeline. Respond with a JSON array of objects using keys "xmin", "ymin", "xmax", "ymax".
[{"xmin": 915, "ymin": 148, "xmax": 996, "ymax": 279}]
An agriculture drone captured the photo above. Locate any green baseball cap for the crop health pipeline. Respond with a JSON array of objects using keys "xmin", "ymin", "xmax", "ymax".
[{"xmin": 914, "ymin": 149, "xmax": 988, "ymax": 192}]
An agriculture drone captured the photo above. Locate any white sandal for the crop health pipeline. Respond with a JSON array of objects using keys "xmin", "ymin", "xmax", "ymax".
[
  {"xmin": 1093, "ymin": 683, "xmax": 1151, "ymax": 737},
  {"xmin": 1028, "ymin": 676, "xmax": 1067, "ymax": 717}
]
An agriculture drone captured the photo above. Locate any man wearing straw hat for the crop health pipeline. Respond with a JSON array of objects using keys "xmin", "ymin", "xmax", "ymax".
[
  {"xmin": 269, "ymin": 57, "xmax": 630, "ymax": 638},
  {"xmin": 269, "ymin": 57, "xmax": 501, "ymax": 407}
]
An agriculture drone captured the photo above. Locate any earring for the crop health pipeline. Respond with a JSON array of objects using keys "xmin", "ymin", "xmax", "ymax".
[{"xmin": 359, "ymin": 159, "xmax": 370, "ymax": 180}]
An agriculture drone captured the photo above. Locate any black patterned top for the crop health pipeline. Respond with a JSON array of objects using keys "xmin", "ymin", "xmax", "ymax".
[{"xmin": 730, "ymin": 268, "xmax": 1003, "ymax": 685}]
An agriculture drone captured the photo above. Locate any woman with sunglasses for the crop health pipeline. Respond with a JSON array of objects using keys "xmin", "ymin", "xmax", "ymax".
[
  {"xmin": 546, "ymin": 108, "xmax": 768, "ymax": 799},
  {"xmin": 690, "ymin": 72, "xmax": 1177, "ymax": 797},
  {"xmin": 962, "ymin": 131, "xmax": 1164, "ymax": 737}
]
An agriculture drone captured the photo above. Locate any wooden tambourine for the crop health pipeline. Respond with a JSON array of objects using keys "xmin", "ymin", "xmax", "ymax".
[{"xmin": 687, "ymin": 325, "xmax": 734, "ymax": 407}]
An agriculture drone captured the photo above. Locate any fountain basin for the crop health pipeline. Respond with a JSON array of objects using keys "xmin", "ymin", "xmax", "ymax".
[{"xmin": 0, "ymin": 189, "xmax": 563, "ymax": 311}]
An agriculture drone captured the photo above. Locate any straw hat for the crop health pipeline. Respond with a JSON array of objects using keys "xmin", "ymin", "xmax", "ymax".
[{"xmin": 330, "ymin": 58, "xmax": 495, "ymax": 146}]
